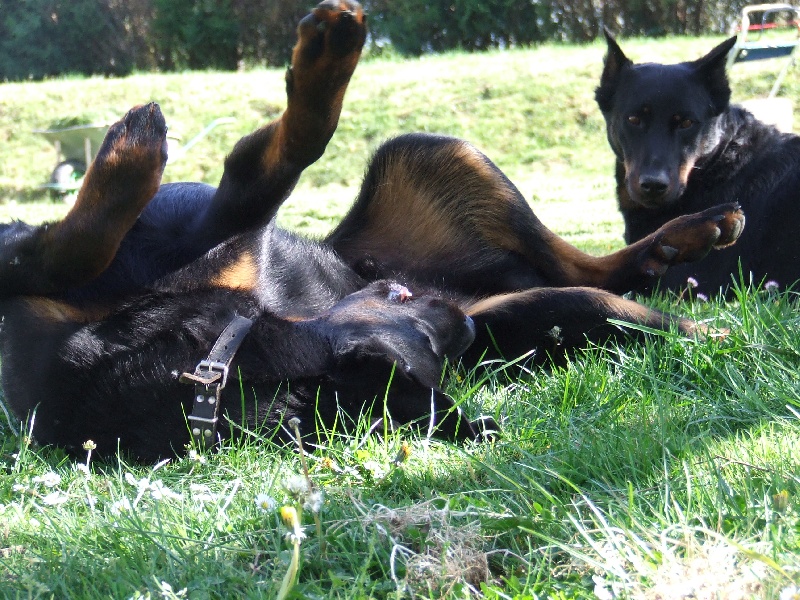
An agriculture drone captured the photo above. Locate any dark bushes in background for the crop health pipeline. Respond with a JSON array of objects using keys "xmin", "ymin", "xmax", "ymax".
[
  {"xmin": 0, "ymin": 0, "xmax": 143, "ymax": 79},
  {"xmin": 365, "ymin": 0, "xmax": 749, "ymax": 55},
  {"xmin": 0, "ymin": 0, "xmax": 750, "ymax": 81}
]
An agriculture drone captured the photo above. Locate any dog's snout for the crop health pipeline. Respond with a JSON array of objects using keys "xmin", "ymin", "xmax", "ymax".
[
  {"xmin": 445, "ymin": 313, "xmax": 476, "ymax": 359},
  {"xmin": 639, "ymin": 172, "xmax": 670, "ymax": 196},
  {"xmin": 464, "ymin": 314, "xmax": 475, "ymax": 341}
]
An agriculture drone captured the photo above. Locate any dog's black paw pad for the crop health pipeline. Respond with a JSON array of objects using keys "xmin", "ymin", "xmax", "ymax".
[
  {"xmin": 658, "ymin": 244, "xmax": 679, "ymax": 261},
  {"xmin": 96, "ymin": 103, "xmax": 167, "ymax": 169},
  {"xmin": 298, "ymin": 1, "xmax": 366, "ymax": 58}
]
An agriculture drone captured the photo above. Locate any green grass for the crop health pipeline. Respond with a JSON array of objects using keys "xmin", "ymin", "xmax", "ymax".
[{"xmin": 1, "ymin": 37, "xmax": 800, "ymax": 598}]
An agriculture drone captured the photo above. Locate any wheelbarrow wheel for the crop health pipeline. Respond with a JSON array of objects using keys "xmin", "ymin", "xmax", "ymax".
[{"xmin": 49, "ymin": 160, "xmax": 86, "ymax": 202}]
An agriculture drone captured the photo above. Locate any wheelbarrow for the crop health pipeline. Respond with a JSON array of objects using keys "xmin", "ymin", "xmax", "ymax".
[{"xmin": 35, "ymin": 116, "xmax": 237, "ymax": 200}]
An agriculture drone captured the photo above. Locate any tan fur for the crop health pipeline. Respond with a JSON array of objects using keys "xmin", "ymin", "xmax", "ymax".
[
  {"xmin": 355, "ymin": 142, "xmax": 528, "ymax": 264},
  {"xmin": 211, "ymin": 252, "xmax": 259, "ymax": 291},
  {"xmin": 25, "ymin": 297, "xmax": 108, "ymax": 324},
  {"xmin": 678, "ymin": 156, "xmax": 697, "ymax": 188}
]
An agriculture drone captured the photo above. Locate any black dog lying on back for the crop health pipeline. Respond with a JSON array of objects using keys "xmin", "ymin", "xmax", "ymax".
[
  {"xmin": 597, "ymin": 32, "xmax": 800, "ymax": 295},
  {"xmin": 0, "ymin": 2, "xmax": 745, "ymax": 461}
]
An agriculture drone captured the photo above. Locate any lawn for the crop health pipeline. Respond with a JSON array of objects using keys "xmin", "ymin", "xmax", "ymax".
[{"xmin": 0, "ymin": 37, "xmax": 799, "ymax": 598}]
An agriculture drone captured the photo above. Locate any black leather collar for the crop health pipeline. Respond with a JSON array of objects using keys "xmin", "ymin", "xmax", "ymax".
[{"xmin": 180, "ymin": 315, "xmax": 253, "ymax": 448}]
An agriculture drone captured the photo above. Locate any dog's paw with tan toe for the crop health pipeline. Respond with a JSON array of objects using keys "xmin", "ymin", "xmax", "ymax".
[
  {"xmin": 638, "ymin": 203, "xmax": 746, "ymax": 277},
  {"xmin": 294, "ymin": 0, "xmax": 366, "ymax": 65},
  {"xmin": 95, "ymin": 102, "xmax": 168, "ymax": 177}
]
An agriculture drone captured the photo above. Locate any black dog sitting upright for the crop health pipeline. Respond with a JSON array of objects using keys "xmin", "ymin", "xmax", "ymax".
[
  {"xmin": 597, "ymin": 32, "xmax": 800, "ymax": 295},
  {"xmin": 0, "ymin": 1, "xmax": 745, "ymax": 461}
]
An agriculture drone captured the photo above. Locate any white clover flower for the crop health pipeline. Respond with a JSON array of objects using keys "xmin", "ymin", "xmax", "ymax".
[
  {"xmin": 283, "ymin": 475, "xmax": 309, "ymax": 498},
  {"xmin": 111, "ymin": 498, "xmax": 133, "ymax": 515},
  {"xmin": 32, "ymin": 472, "xmax": 61, "ymax": 488},
  {"xmin": 11, "ymin": 484, "xmax": 27, "ymax": 493},
  {"xmin": 686, "ymin": 276, "xmax": 699, "ymax": 288},
  {"xmin": 41, "ymin": 491, "xmax": 69, "ymax": 506},
  {"xmin": 255, "ymin": 493, "xmax": 277, "ymax": 511},
  {"xmin": 303, "ymin": 490, "xmax": 324, "ymax": 514},
  {"xmin": 362, "ymin": 460, "xmax": 388, "ymax": 479},
  {"xmin": 696, "ymin": 293, "xmax": 708, "ymax": 302},
  {"xmin": 780, "ymin": 585, "xmax": 800, "ymax": 600},
  {"xmin": 186, "ymin": 450, "xmax": 207, "ymax": 464},
  {"xmin": 765, "ymin": 280, "xmax": 780, "ymax": 292},
  {"xmin": 74, "ymin": 463, "xmax": 90, "ymax": 476}
]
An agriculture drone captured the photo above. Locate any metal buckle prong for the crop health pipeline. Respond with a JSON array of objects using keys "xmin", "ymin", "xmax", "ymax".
[{"xmin": 197, "ymin": 360, "xmax": 230, "ymax": 387}]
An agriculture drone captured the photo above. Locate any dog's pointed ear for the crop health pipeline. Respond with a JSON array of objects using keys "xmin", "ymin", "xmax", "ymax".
[
  {"xmin": 596, "ymin": 28, "xmax": 632, "ymax": 113},
  {"xmin": 332, "ymin": 329, "xmax": 443, "ymax": 390},
  {"xmin": 691, "ymin": 36, "xmax": 736, "ymax": 114}
]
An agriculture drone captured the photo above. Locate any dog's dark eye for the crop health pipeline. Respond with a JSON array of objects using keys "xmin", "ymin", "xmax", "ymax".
[
  {"xmin": 674, "ymin": 116, "xmax": 694, "ymax": 129},
  {"xmin": 627, "ymin": 115, "xmax": 641, "ymax": 126}
]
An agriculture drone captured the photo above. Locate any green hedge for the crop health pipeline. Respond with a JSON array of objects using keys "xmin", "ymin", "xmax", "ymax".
[{"xmin": 0, "ymin": 0, "xmax": 750, "ymax": 81}]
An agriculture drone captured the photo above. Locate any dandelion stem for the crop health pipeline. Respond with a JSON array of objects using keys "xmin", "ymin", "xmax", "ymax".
[
  {"xmin": 288, "ymin": 418, "xmax": 326, "ymax": 555},
  {"xmin": 288, "ymin": 418, "xmax": 312, "ymax": 487},
  {"xmin": 276, "ymin": 539, "xmax": 300, "ymax": 600}
]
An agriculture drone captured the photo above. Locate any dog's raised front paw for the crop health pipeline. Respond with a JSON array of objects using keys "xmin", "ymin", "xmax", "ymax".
[{"xmin": 639, "ymin": 202, "xmax": 746, "ymax": 276}]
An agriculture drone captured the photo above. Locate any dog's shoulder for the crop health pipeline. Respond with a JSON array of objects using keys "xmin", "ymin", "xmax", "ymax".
[{"xmin": 709, "ymin": 106, "xmax": 800, "ymax": 188}]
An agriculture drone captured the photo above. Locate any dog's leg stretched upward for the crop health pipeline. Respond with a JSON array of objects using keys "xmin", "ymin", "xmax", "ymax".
[{"xmin": 0, "ymin": 0, "xmax": 367, "ymax": 302}]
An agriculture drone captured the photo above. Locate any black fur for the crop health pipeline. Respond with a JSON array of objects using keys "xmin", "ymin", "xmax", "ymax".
[
  {"xmin": 0, "ymin": 4, "xmax": 746, "ymax": 461},
  {"xmin": 597, "ymin": 31, "xmax": 800, "ymax": 294}
]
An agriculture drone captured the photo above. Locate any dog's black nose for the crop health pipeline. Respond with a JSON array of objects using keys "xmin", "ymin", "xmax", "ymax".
[{"xmin": 639, "ymin": 173, "xmax": 670, "ymax": 196}]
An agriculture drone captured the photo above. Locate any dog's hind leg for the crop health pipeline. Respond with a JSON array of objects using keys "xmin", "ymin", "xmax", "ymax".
[
  {"xmin": 461, "ymin": 286, "xmax": 700, "ymax": 364},
  {"xmin": 327, "ymin": 134, "xmax": 744, "ymax": 295},
  {"xmin": 0, "ymin": 103, "xmax": 167, "ymax": 298},
  {"xmin": 189, "ymin": 0, "xmax": 367, "ymax": 247},
  {"xmin": 327, "ymin": 133, "xmax": 577, "ymax": 294}
]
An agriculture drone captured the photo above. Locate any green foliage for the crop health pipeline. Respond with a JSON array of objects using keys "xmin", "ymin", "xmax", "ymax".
[
  {"xmin": 0, "ymin": 0, "xmax": 135, "ymax": 80},
  {"xmin": 151, "ymin": 0, "xmax": 239, "ymax": 70},
  {"xmin": 364, "ymin": 0, "xmax": 757, "ymax": 56},
  {"xmin": 366, "ymin": 0, "xmax": 547, "ymax": 55},
  {"xmin": 0, "ymin": 0, "xmax": 772, "ymax": 80},
  {"xmin": 247, "ymin": 0, "xmax": 309, "ymax": 67}
]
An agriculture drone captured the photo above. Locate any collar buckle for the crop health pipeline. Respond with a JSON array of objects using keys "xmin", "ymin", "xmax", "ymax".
[{"xmin": 180, "ymin": 316, "xmax": 253, "ymax": 449}]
